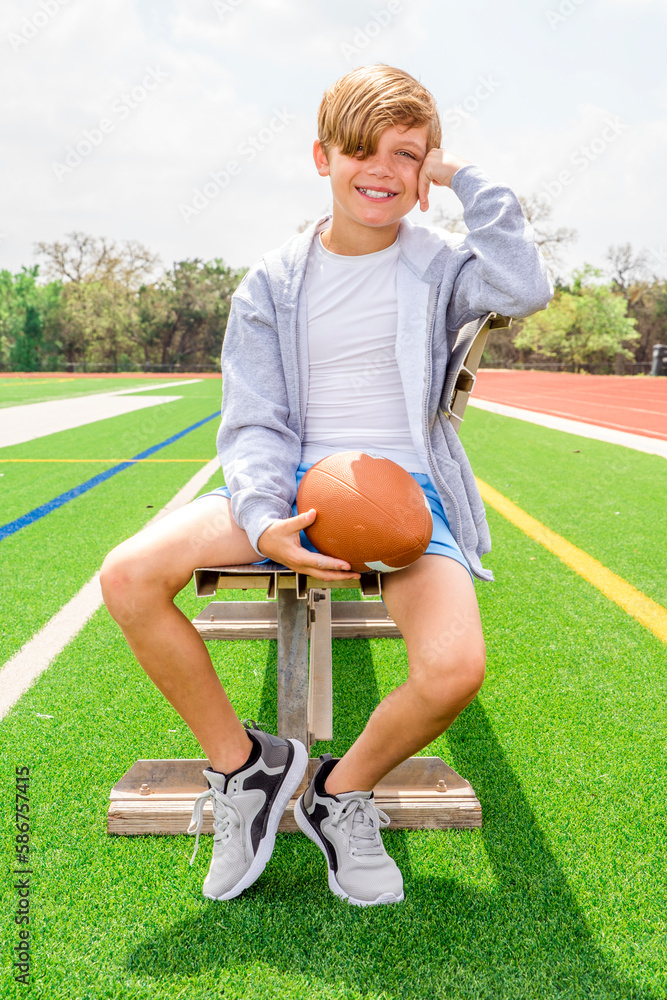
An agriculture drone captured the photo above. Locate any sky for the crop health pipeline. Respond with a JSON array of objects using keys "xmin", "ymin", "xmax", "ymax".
[{"xmin": 2, "ymin": 0, "xmax": 667, "ymax": 285}]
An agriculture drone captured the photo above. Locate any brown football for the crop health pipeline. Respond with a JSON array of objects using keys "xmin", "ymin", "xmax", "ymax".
[{"xmin": 296, "ymin": 451, "xmax": 433, "ymax": 573}]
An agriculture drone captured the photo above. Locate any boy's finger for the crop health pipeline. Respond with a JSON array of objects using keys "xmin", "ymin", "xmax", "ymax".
[
  {"xmin": 303, "ymin": 565, "xmax": 360, "ymax": 580},
  {"xmin": 282, "ymin": 508, "xmax": 315, "ymax": 533},
  {"xmin": 418, "ymin": 170, "xmax": 430, "ymax": 211},
  {"xmin": 307, "ymin": 554, "xmax": 355, "ymax": 574},
  {"xmin": 305, "ymin": 570, "xmax": 361, "ymax": 581}
]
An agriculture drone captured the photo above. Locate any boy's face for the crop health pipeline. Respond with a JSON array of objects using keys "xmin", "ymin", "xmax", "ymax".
[{"xmin": 314, "ymin": 124, "xmax": 429, "ymax": 232}]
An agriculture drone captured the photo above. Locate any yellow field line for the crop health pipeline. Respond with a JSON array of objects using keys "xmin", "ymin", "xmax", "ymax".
[
  {"xmin": 0, "ymin": 458, "xmax": 213, "ymax": 463},
  {"xmin": 0, "ymin": 378, "xmax": 76, "ymax": 385},
  {"xmin": 476, "ymin": 478, "xmax": 667, "ymax": 644}
]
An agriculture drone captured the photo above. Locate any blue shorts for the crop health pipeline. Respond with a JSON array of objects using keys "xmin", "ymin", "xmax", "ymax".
[{"xmin": 199, "ymin": 461, "xmax": 472, "ymax": 580}]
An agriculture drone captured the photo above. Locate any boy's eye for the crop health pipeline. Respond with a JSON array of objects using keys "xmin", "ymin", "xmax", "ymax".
[{"xmin": 397, "ymin": 150, "xmax": 416, "ymax": 159}]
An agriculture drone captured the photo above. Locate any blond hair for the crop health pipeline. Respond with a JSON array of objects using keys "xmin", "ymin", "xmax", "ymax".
[{"xmin": 317, "ymin": 64, "xmax": 441, "ymax": 159}]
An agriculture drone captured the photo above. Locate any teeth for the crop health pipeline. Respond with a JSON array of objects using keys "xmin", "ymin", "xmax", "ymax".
[{"xmin": 359, "ymin": 188, "xmax": 394, "ymax": 199}]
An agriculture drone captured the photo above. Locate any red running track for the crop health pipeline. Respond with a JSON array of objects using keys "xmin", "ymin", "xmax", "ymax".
[{"xmin": 475, "ymin": 371, "xmax": 667, "ymax": 441}]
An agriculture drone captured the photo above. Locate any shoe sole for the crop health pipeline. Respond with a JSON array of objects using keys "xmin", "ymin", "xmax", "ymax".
[
  {"xmin": 204, "ymin": 738, "xmax": 308, "ymax": 901},
  {"xmin": 294, "ymin": 796, "xmax": 404, "ymax": 907}
]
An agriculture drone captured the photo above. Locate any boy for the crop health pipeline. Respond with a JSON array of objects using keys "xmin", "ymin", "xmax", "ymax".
[{"xmin": 101, "ymin": 64, "xmax": 553, "ymax": 907}]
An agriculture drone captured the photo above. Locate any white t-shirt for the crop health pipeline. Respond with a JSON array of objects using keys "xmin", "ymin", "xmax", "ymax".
[{"xmin": 301, "ymin": 228, "xmax": 425, "ymax": 474}]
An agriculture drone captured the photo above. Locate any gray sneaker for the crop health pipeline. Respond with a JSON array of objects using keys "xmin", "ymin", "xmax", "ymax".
[
  {"xmin": 188, "ymin": 721, "xmax": 308, "ymax": 900},
  {"xmin": 295, "ymin": 754, "xmax": 404, "ymax": 906}
]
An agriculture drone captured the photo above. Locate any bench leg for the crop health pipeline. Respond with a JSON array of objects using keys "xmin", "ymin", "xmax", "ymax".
[
  {"xmin": 307, "ymin": 589, "xmax": 333, "ymax": 745},
  {"xmin": 276, "ymin": 586, "xmax": 309, "ymax": 748}
]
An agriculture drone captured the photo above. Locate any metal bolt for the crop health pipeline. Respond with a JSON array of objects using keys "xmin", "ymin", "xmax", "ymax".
[
  {"xmin": 139, "ymin": 783, "xmax": 151, "ymax": 796},
  {"xmin": 436, "ymin": 779, "xmax": 448, "ymax": 793}
]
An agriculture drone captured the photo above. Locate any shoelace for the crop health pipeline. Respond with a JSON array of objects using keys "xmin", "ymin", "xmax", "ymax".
[
  {"xmin": 187, "ymin": 786, "xmax": 244, "ymax": 866},
  {"xmin": 330, "ymin": 796, "xmax": 391, "ymax": 857}
]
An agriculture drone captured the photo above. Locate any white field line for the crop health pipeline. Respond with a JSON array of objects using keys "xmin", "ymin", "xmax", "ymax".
[
  {"xmin": 111, "ymin": 379, "xmax": 203, "ymax": 395},
  {"xmin": 0, "ymin": 394, "xmax": 182, "ymax": 448},
  {"xmin": 469, "ymin": 398, "xmax": 667, "ymax": 459},
  {"xmin": 0, "ymin": 457, "xmax": 220, "ymax": 721}
]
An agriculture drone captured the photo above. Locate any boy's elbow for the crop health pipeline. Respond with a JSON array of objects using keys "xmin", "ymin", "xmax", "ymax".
[{"xmin": 509, "ymin": 274, "xmax": 555, "ymax": 319}]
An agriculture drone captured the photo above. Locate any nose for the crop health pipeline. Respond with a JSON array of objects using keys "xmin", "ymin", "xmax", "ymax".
[{"xmin": 365, "ymin": 150, "xmax": 393, "ymax": 178}]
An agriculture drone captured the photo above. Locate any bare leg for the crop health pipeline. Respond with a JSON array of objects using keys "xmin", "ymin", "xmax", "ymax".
[
  {"xmin": 324, "ymin": 555, "xmax": 485, "ymax": 795},
  {"xmin": 100, "ymin": 496, "xmax": 261, "ymax": 774}
]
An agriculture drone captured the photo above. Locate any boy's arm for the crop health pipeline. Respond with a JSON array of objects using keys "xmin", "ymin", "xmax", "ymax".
[
  {"xmin": 219, "ymin": 278, "xmax": 360, "ymax": 580},
  {"xmin": 419, "ymin": 149, "xmax": 554, "ymax": 329},
  {"xmin": 218, "ymin": 281, "xmax": 300, "ymax": 556}
]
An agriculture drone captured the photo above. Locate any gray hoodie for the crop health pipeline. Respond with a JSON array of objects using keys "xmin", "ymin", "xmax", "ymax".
[{"xmin": 217, "ymin": 163, "xmax": 554, "ymax": 581}]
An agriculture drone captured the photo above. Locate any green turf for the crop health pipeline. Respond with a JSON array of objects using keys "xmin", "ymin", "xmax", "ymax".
[
  {"xmin": 0, "ymin": 386, "xmax": 221, "ymax": 523},
  {"xmin": 0, "ymin": 385, "xmax": 223, "ymax": 664},
  {"xmin": 0, "ymin": 376, "xmax": 207, "ymax": 409},
  {"xmin": 460, "ymin": 407, "xmax": 667, "ymax": 608},
  {"xmin": 1, "ymin": 515, "xmax": 665, "ymax": 999},
  {"xmin": 1, "ymin": 382, "xmax": 666, "ymax": 998}
]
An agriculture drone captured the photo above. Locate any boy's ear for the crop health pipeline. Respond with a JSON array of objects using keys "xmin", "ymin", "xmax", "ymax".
[{"xmin": 313, "ymin": 139, "xmax": 330, "ymax": 177}]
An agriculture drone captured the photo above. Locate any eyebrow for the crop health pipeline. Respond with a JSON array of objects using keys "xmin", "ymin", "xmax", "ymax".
[{"xmin": 394, "ymin": 138, "xmax": 427, "ymax": 156}]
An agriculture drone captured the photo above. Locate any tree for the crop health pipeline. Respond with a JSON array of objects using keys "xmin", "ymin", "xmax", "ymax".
[
  {"xmin": 514, "ymin": 265, "xmax": 639, "ymax": 372},
  {"xmin": 605, "ymin": 242, "xmax": 651, "ymax": 294},
  {"xmin": 35, "ymin": 232, "xmax": 160, "ymax": 288},
  {"xmin": 136, "ymin": 259, "xmax": 247, "ymax": 369},
  {"xmin": 33, "ymin": 233, "xmax": 161, "ymax": 370},
  {"xmin": 55, "ymin": 276, "xmax": 135, "ymax": 369},
  {"xmin": 603, "ymin": 243, "xmax": 667, "ymax": 368},
  {"xmin": 0, "ymin": 266, "xmax": 63, "ymax": 371}
]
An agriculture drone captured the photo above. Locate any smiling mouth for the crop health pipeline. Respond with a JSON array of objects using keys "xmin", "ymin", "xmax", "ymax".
[{"xmin": 356, "ymin": 187, "xmax": 398, "ymax": 200}]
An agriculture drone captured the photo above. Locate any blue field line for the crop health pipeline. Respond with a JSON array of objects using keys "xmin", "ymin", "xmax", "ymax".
[{"xmin": 0, "ymin": 412, "xmax": 219, "ymax": 542}]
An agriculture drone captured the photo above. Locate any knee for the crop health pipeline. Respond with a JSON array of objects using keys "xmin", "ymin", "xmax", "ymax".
[
  {"xmin": 99, "ymin": 544, "xmax": 138, "ymax": 624},
  {"xmin": 410, "ymin": 638, "xmax": 486, "ymax": 715},
  {"xmin": 100, "ymin": 541, "xmax": 173, "ymax": 626}
]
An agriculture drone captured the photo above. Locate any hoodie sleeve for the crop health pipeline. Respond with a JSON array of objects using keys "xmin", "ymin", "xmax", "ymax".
[
  {"xmin": 217, "ymin": 275, "xmax": 302, "ymax": 557},
  {"xmin": 445, "ymin": 164, "xmax": 554, "ymax": 331}
]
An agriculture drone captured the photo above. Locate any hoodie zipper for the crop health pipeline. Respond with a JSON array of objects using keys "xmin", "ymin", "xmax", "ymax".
[
  {"xmin": 421, "ymin": 284, "xmax": 464, "ymax": 554},
  {"xmin": 296, "ymin": 306, "xmax": 306, "ymax": 440}
]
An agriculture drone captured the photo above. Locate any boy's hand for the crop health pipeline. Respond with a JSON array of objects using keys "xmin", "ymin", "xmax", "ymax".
[
  {"xmin": 257, "ymin": 509, "xmax": 361, "ymax": 582},
  {"xmin": 418, "ymin": 149, "xmax": 473, "ymax": 212}
]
